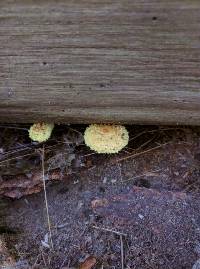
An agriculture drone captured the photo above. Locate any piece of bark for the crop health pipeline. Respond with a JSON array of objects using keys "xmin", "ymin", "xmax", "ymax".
[
  {"xmin": 0, "ymin": 0, "xmax": 200, "ymax": 125},
  {"xmin": 0, "ymin": 170, "xmax": 62, "ymax": 199}
]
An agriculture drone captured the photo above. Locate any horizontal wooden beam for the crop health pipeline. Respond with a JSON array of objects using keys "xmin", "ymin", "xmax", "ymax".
[{"xmin": 0, "ymin": 0, "xmax": 200, "ymax": 125}]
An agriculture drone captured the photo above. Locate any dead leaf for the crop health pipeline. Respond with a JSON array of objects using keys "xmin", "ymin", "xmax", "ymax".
[
  {"xmin": 79, "ymin": 256, "xmax": 96, "ymax": 269},
  {"xmin": 91, "ymin": 198, "xmax": 108, "ymax": 208}
]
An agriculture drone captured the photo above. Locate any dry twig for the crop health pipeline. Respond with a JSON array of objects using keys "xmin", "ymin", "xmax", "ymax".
[
  {"xmin": 120, "ymin": 235, "xmax": 124, "ymax": 269},
  {"xmin": 41, "ymin": 145, "xmax": 54, "ymax": 249},
  {"xmin": 92, "ymin": 225, "xmax": 127, "ymax": 236}
]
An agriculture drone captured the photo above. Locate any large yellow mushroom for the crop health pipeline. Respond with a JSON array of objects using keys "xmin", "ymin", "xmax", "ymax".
[
  {"xmin": 29, "ymin": 122, "xmax": 54, "ymax": 143},
  {"xmin": 84, "ymin": 124, "xmax": 129, "ymax": 153}
]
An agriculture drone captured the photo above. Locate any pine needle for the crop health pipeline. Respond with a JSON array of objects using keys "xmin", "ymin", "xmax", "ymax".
[{"xmin": 41, "ymin": 145, "xmax": 54, "ymax": 249}]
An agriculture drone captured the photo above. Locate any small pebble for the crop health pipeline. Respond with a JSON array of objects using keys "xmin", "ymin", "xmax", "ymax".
[{"xmin": 138, "ymin": 214, "xmax": 144, "ymax": 219}]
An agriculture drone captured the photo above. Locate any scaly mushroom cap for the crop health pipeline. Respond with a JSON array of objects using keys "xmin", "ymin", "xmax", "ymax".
[
  {"xmin": 29, "ymin": 122, "xmax": 54, "ymax": 142},
  {"xmin": 84, "ymin": 124, "xmax": 129, "ymax": 153}
]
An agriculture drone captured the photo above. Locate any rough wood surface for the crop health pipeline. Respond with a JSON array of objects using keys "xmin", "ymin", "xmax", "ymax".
[{"xmin": 0, "ymin": 0, "xmax": 200, "ymax": 124}]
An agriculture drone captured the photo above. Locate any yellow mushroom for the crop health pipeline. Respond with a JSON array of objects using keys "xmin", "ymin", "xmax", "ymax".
[
  {"xmin": 84, "ymin": 124, "xmax": 129, "ymax": 153},
  {"xmin": 29, "ymin": 122, "xmax": 54, "ymax": 142}
]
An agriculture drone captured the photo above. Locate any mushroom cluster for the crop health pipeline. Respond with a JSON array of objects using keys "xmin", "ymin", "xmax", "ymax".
[
  {"xmin": 29, "ymin": 122, "xmax": 54, "ymax": 143},
  {"xmin": 28, "ymin": 123, "xmax": 129, "ymax": 153},
  {"xmin": 84, "ymin": 124, "xmax": 129, "ymax": 153}
]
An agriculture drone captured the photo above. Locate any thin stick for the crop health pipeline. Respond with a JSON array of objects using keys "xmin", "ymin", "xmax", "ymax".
[
  {"xmin": 118, "ymin": 163, "xmax": 123, "ymax": 182},
  {"xmin": 0, "ymin": 125, "xmax": 28, "ymax": 131},
  {"xmin": 114, "ymin": 144, "xmax": 164, "ymax": 164},
  {"xmin": 41, "ymin": 145, "xmax": 54, "ymax": 249},
  {"xmin": 2, "ymin": 145, "xmax": 33, "ymax": 157},
  {"xmin": 33, "ymin": 253, "xmax": 41, "ymax": 267},
  {"xmin": 41, "ymin": 250, "xmax": 47, "ymax": 267},
  {"xmin": 129, "ymin": 127, "xmax": 184, "ymax": 142},
  {"xmin": 81, "ymin": 152, "xmax": 96, "ymax": 158},
  {"xmin": 92, "ymin": 225, "xmax": 127, "ymax": 236},
  {"xmin": 134, "ymin": 135, "xmax": 157, "ymax": 152},
  {"xmin": 123, "ymin": 170, "xmax": 160, "ymax": 183},
  {"xmin": 68, "ymin": 126, "xmax": 83, "ymax": 136},
  {"xmin": 120, "ymin": 235, "xmax": 124, "ymax": 269},
  {"xmin": 129, "ymin": 130, "xmax": 149, "ymax": 142},
  {"xmin": 0, "ymin": 152, "xmax": 38, "ymax": 166}
]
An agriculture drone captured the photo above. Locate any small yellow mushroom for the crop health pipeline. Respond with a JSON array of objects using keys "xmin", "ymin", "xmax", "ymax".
[
  {"xmin": 29, "ymin": 122, "xmax": 54, "ymax": 142},
  {"xmin": 84, "ymin": 124, "xmax": 129, "ymax": 153}
]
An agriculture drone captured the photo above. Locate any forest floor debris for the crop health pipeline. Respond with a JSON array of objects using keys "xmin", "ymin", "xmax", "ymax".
[{"xmin": 1, "ymin": 125, "xmax": 200, "ymax": 268}]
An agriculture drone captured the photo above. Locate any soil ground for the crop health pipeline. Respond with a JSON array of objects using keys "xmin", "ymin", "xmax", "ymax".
[{"xmin": 1, "ymin": 125, "xmax": 200, "ymax": 269}]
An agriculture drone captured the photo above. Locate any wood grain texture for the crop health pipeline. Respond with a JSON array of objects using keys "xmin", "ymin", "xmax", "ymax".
[{"xmin": 0, "ymin": 0, "xmax": 200, "ymax": 124}]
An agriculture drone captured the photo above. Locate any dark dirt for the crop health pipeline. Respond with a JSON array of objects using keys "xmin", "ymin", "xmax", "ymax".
[{"xmin": 1, "ymin": 125, "xmax": 200, "ymax": 269}]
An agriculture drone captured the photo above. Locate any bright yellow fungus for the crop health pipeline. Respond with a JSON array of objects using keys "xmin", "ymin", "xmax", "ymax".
[
  {"xmin": 29, "ymin": 122, "xmax": 54, "ymax": 142},
  {"xmin": 84, "ymin": 124, "xmax": 129, "ymax": 153}
]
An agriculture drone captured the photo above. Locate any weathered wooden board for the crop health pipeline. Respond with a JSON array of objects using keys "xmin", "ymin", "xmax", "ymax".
[{"xmin": 0, "ymin": 0, "xmax": 200, "ymax": 124}]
